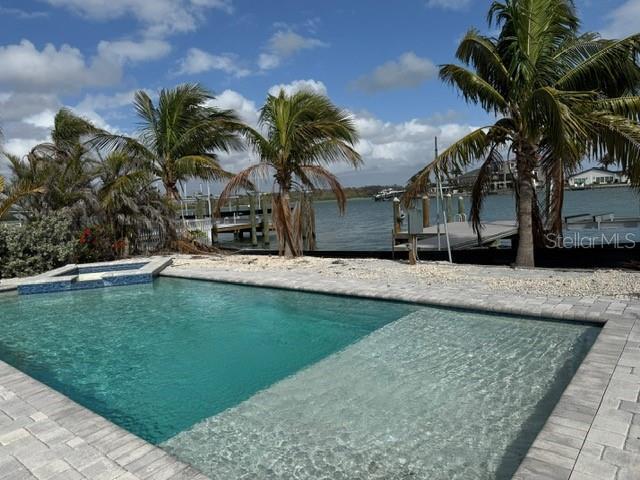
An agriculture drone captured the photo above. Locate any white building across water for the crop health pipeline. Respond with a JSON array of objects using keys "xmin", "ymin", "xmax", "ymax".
[{"xmin": 567, "ymin": 168, "xmax": 628, "ymax": 188}]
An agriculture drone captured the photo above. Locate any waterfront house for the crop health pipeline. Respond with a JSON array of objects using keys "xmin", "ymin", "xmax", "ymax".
[{"xmin": 567, "ymin": 168, "xmax": 629, "ymax": 188}]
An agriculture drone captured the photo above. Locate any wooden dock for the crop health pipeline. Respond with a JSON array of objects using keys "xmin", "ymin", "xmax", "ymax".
[{"xmin": 393, "ymin": 220, "xmax": 517, "ymax": 252}]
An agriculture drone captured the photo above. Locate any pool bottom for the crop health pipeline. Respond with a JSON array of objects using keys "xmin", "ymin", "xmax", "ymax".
[{"xmin": 163, "ymin": 310, "xmax": 598, "ymax": 480}]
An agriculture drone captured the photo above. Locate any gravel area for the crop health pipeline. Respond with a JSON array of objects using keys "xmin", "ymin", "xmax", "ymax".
[{"xmin": 170, "ymin": 253, "xmax": 640, "ymax": 300}]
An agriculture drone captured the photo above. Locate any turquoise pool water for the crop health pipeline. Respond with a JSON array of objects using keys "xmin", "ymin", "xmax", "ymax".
[
  {"xmin": 0, "ymin": 278, "xmax": 416, "ymax": 443},
  {"xmin": 0, "ymin": 278, "xmax": 599, "ymax": 479}
]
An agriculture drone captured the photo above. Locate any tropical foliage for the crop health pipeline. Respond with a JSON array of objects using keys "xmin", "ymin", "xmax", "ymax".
[
  {"xmin": 1, "ymin": 108, "xmax": 177, "ymax": 274},
  {"xmin": 0, "ymin": 209, "xmax": 78, "ymax": 278},
  {"xmin": 219, "ymin": 90, "xmax": 361, "ymax": 256},
  {"xmin": 406, "ymin": 0, "xmax": 640, "ymax": 266},
  {"xmin": 92, "ymin": 83, "xmax": 243, "ymax": 199}
]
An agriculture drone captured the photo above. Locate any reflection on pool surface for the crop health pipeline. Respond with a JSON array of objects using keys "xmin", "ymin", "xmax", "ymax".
[
  {"xmin": 0, "ymin": 277, "xmax": 416, "ymax": 442},
  {"xmin": 0, "ymin": 277, "xmax": 599, "ymax": 479}
]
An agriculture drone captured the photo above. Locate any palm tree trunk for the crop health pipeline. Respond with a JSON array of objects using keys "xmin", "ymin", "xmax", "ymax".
[
  {"xmin": 165, "ymin": 182, "xmax": 180, "ymax": 200},
  {"xmin": 273, "ymin": 190, "xmax": 300, "ymax": 257},
  {"xmin": 515, "ymin": 145, "xmax": 536, "ymax": 267}
]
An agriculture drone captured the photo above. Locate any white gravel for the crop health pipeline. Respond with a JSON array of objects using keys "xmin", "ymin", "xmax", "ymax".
[{"xmin": 170, "ymin": 253, "xmax": 640, "ymax": 300}]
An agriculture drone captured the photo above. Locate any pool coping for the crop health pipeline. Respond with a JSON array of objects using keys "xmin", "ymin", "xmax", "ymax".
[
  {"xmin": 160, "ymin": 266, "xmax": 640, "ymax": 480},
  {"xmin": 1, "ymin": 257, "xmax": 172, "ymax": 295}
]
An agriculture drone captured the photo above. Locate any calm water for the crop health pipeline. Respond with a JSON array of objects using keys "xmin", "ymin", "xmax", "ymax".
[
  {"xmin": 165, "ymin": 309, "xmax": 598, "ymax": 479},
  {"xmin": 0, "ymin": 279, "xmax": 598, "ymax": 479},
  {"xmin": 223, "ymin": 186, "xmax": 640, "ymax": 250},
  {"xmin": 0, "ymin": 278, "xmax": 416, "ymax": 442}
]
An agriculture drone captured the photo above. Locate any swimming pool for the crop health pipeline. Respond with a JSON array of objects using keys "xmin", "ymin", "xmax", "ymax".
[{"xmin": 0, "ymin": 278, "xmax": 599, "ymax": 479}]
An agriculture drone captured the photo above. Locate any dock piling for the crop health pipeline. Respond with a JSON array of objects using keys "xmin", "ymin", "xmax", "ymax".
[
  {"xmin": 393, "ymin": 198, "xmax": 402, "ymax": 234},
  {"xmin": 422, "ymin": 195, "xmax": 430, "ymax": 227},
  {"xmin": 211, "ymin": 223, "xmax": 218, "ymax": 244},
  {"xmin": 249, "ymin": 195, "xmax": 258, "ymax": 247},
  {"xmin": 262, "ymin": 196, "xmax": 271, "ymax": 246},
  {"xmin": 446, "ymin": 194, "xmax": 453, "ymax": 223}
]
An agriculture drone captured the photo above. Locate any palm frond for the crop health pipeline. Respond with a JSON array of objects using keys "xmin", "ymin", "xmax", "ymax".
[
  {"xmin": 405, "ymin": 127, "xmax": 493, "ymax": 203},
  {"xmin": 456, "ymin": 29, "xmax": 511, "ymax": 94},
  {"xmin": 470, "ymin": 146, "xmax": 503, "ymax": 239},
  {"xmin": 555, "ymin": 34, "xmax": 640, "ymax": 93},
  {"xmin": 172, "ymin": 155, "xmax": 232, "ymax": 183},
  {"xmin": 216, "ymin": 163, "xmax": 272, "ymax": 214},
  {"xmin": 297, "ymin": 165, "xmax": 348, "ymax": 214},
  {"xmin": 0, "ymin": 181, "xmax": 46, "ymax": 218},
  {"xmin": 440, "ymin": 64, "xmax": 509, "ymax": 114}
]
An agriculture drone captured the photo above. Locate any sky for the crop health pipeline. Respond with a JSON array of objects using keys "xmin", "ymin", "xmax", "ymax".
[{"xmin": 0, "ymin": 0, "xmax": 638, "ymax": 190}]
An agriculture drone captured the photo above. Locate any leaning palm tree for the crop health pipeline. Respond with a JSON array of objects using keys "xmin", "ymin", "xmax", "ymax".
[
  {"xmin": 406, "ymin": 0, "xmax": 640, "ymax": 267},
  {"xmin": 219, "ymin": 90, "xmax": 361, "ymax": 256},
  {"xmin": 93, "ymin": 84, "xmax": 243, "ymax": 200}
]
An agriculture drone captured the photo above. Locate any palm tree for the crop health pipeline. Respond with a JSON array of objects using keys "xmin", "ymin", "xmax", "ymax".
[
  {"xmin": 94, "ymin": 151, "xmax": 173, "ymax": 255},
  {"xmin": 219, "ymin": 90, "xmax": 361, "ymax": 256},
  {"xmin": 406, "ymin": 0, "xmax": 640, "ymax": 267},
  {"xmin": 93, "ymin": 83, "xmax": 243, "ymax": 200},
  {"xmin": 8, "ymin": 109, "xmax": 98, "ymax": 218}
]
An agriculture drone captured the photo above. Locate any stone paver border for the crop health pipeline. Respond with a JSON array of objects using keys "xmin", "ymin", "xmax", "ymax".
[
  {"xmin": 0, "ymin": 359, "xmax": 208, "ymax": 480},
  {"xmin": 161, "ymin": 267, "xmax": 640, "ymax": 480}
]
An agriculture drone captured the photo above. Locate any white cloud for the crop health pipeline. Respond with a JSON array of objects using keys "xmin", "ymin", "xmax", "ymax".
[
  {"xmin": 97, "ymin": 38, "xmax": 171, "ymax": 63},
  {"xmin": 0, "ymin": 38, "xmax": 169, "ymax": 95},
  {"xmin": 0, "ymin": 40, "xmax": 118, "ymax": 93},
  {"xmin": 3, "ymin": 137, "xmax": 49, "ymax": 159},
  {"xmin": 76, "ymin": 90, "xmax": 142, "ymax": 112},
  {"xmin": 353, "ymin": 52, "xmax": 438, "ymax": 93},
  {"xmin": 258, "ymin": 53, "xmax": 280, "ymax": 70},
  {"xmin": 268, "ymin": 79, "xmax": 327, "ymax": 97},
  {"xmin": 23, "ymin": 110, "xmax": 57, "ymax": 130},
  {"xmin": 176, "ymin": 48, "xmax": 250, "ymax": 77},
  {"xmin": 268, "ymin": 30, "xmax": 327, "ymax": 57},
  {"xmin": 601, "ymin": 0, "xmax": 640, "ymax": 38},
  {"xmin": 208, "ymin": 90, "xmax": 259, "ymax": 126},
  {"xmin": 44, "ymin": 0, "xmax": 233, "ymax": 36},
  {"xmin": 0, "ymin": 7, "xmax": 48, "ymax": 19},
  {"xmin": 197, "ymin": 86, "xmax": 476, "ymax": 185},
  {"xmin": 259, "ymin": 30, "xmax": 328, "ymax": 70},
  {"xmin": 426, "ymin": 0, "xmax": 472, "ymax": 11},
  {"xmin": 0, "ymin": 93, "xmax": 60, "ymax": 122}
]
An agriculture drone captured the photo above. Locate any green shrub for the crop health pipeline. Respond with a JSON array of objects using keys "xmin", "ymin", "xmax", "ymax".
[{"xmin": 0, "ymin": 209, "xmax": 78, "ymax": 278}]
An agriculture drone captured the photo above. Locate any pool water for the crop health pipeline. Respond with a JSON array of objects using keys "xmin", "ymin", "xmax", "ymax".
[
  {"xmin": 0, "ymin": 278, "xmax": 599, "ymax": 479},
  {"xmin": 0, "ymin": 278, "xmax": 416, "ymax": 443}
]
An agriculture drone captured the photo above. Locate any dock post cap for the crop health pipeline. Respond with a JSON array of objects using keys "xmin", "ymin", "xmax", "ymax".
[{"xmin": 393, "ymin": 197, "xmax": 400, "ymax": 202}]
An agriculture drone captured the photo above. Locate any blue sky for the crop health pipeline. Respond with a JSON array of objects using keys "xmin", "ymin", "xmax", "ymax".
[{"xmin": 0, "ymin": 0, "xmax": 638, "ymax": 188}]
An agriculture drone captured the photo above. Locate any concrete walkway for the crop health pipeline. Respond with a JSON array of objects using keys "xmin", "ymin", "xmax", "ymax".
[{"xmin": 161, "ymin": 267, "xmax": 640, "ymax": 480}]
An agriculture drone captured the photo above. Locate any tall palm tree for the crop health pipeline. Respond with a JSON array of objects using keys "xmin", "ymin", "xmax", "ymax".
[
  {"xmin": 406, "ymin": 0, "xmax": 640, "ymax": 267},
  {"xmin": 219, "ymin": 90, "xmax": 361, "ymax": 256},
  {"xmin": 93, "ymin": 84, "xmax": 243, "ymax": 200}
]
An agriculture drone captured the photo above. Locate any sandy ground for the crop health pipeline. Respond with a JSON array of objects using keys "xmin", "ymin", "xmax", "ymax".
[{"xmin": 170, "ymin": 253, "xmax": 640, "ymax": 300}]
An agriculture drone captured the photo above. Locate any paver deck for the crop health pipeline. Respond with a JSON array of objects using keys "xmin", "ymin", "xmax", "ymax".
[
  {"xmin": 1, "ymin": 263, "xmax": 638, "ymax": 480},
  {"xmin": 0, "ymin": 361, "xmax": 207, "ymax": 480},
  {"xmin": 161, "ymin": 266, "xmax": 640, "ymax": 480}
]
